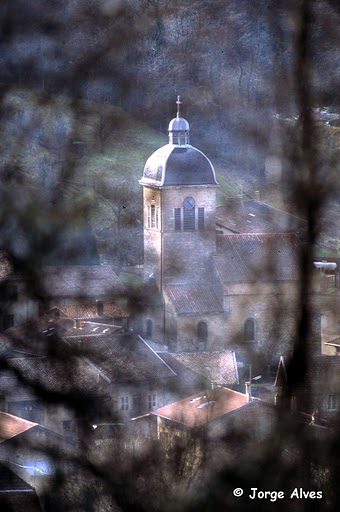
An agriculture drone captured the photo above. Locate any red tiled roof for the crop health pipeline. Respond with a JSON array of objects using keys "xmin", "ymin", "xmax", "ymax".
[
  {"xmin": 163, "ymin": 284, "xmax": 224, "ymax": 315},
  {"xmin": 215, "ymin": 233, "xmax": 301, "ymax": 283},
  {"xmin": 0, "ymin": 412, "xmax": 37, "ymax": 443},
  {"xmin": 152, "ymin": 387, "xmax": 252, "ymax": 428}
]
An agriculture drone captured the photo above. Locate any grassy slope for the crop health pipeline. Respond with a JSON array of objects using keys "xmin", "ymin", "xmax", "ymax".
[{"xmin": 2, "ymin": 90, "xmax": 338, "ymax": 256}]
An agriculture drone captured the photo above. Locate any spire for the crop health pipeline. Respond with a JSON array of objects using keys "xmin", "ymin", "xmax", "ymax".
[
  {"xmin": 168, "ymin": 95, "xmax": 190, "ymax": 145},
  {"xmin": 176, "ymin": 95, "xmax": 182, "ymax": 118}
]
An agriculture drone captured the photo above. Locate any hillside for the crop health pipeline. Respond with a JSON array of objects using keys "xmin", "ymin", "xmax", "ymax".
[{"xmin": 0, "ymin": 90, "xmax": 242, "ymax": 266}]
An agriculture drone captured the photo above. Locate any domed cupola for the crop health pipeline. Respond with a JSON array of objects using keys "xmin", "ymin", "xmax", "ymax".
[
  {"xmin": 140, "ymin": 97, "xmax": 218, "ymax": 188},
  {"xmin": 168, "ymin": 96, "xmax": 190, "ymax": 145}
]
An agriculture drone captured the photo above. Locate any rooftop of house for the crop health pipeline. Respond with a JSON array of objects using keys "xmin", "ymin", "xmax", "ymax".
[
  {"xmin": 3, "ymin": 353, "xmax": 109, "ymax": 399},
  {"xmin": 40, "ymin": 265, "xmax": 126, "ymax": 299},
  {"xmin": 163, "ymin": 283, "xmax": 224, "ymax": 315},
  {"xmin": 0, "ymin": 462, "xmax": 42, "ymax": 511},
  {"xmin": 214, "ymin": 233, "xmax": 302, "ymax": 283},
  {"xmin": 48, "ymin": 302, "xmax": 130, "ymax": 320},
  {"xmin": 0, "ymin": 315, "xmax": 122, "ymax": 358},
  {"xmin": 216, "ymin": 200, "xmax": 306, "ymax": 234},
  {"xmin": 63, "ymin": 333, "xmax": 177, "ymax": 383},
  {"xmin": 0, "ymin": 412, "xmax": 37, "ymax": 443},
  {"xmin": 160, "ymin": 351, "xmax": 238, "ymax": 387},
  {"xmin": 152, "ymin": 387, "xmax": 256, "ymax": 428}
]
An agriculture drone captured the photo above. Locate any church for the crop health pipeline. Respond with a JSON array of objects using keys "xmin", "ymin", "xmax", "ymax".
[{"xmin": 138, "ymin": 98, "xmax": 319, "ymax": 364}]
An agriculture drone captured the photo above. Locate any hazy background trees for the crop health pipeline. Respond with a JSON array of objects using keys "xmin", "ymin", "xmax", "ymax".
[{"xmin": 0, "ymin": 0, "xmax": 339, "ymax": 510}]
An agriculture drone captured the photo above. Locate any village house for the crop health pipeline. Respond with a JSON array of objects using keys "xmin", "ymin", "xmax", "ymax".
[
  {"xmin": 130, "ymin": 385, "xmax": 278, "ymax": 474},
  {"xmin": 0, "ymin": 460, "xmax": 42, "ymax": 511},
  {"xmin": 47, "ymin": 302, "xmax": 130, "ymax": 330},
  {"xmin": 0, "ymin": 250, "xmax": 127, "ymax": 332},
  {"xmin": 0, "ymin": 312, "xmax": 181, "ymax": 432},
  {"xmin": 0, "ymin": 411, "xmax": 76, "ymax": 496},
  {"xmin": 274, "ymin": 354, "xmax": 340, "ymax": 422},
  {"xmin": 158, "ymin": 350, "xmax": 239, "ymax": 399}
]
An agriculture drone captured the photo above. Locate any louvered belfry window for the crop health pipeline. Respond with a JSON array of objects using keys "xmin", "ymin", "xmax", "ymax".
[
  {"xmin": 198, "ymin": 207, "xmax": 205, "ymax": 230},
  {"xmin": 174, "ymin": 207, "xmax": 181, "ymax": 230},
  {"xmin": 174, "ymin": 207, "xmax": 205, "ymax": 231},
  {"xmin": 183, "ymin": 207, "xmax": 195, "ymax": 231}
]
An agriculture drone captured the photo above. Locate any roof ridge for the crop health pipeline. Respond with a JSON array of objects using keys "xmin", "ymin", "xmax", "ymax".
[{"xmin": 217, "ymin": 232, "xmax": 297, "ymax": 239}]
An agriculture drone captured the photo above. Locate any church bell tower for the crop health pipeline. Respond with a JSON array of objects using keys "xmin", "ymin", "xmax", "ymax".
[{"xmin": 139, "ymin": 97, "xmax": 218, "ymax": 291}]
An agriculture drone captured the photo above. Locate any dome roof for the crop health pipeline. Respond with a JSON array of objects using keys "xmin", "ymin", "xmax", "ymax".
[
  {"xmin": 168, "ymin": 117, "xmax": 190, "ymax": 132},
  {"xmin": 140, "ymin": 144, "xmax": 218, "ymax": 187}
]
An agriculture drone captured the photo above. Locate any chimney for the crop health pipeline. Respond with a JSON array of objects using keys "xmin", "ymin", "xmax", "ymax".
[
  {"xmin": 245, "ymin": 381, "xmax": 252, "ymax": 403},
  {"xmin": 255, "ymin": 190, "xmax": 260, "ymax": 201}
]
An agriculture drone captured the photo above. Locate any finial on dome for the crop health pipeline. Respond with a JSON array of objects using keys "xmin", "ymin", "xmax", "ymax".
[
  {"xmin": 168, "ymin": 96, "xmax": 190, "ymax": 145},
  {"xmin": 176, "ymin": 95, "xmax": 182, "ymax": 118}
]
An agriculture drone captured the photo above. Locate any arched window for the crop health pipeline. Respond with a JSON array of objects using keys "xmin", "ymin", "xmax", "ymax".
[
  {"xmin": 197, "ymin": 322, "xmax": 208, "ymax": 351},
  {"xmin": 244, "ymin": 318, "xmax": 256, "ymax": 342},
  {"xmin": 146, "ymin": 319, "xmax": 153, "ymax": 338}
]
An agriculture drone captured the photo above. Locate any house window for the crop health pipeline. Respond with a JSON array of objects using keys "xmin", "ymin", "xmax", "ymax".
[
  {"xmin": 174, "ymin": 208, "xmax": 181, "ymax": 231},
  {"xmin": 197, "ymin": 321, "xmax": 208, "ymax": 351},
  {"xmin": 183, "ymin": 207, "xmax": 195, "ymax": 231},
  {"xmin": 146, "ymin": 319, "xmax": 153, "ymax": 338},
  {"xmin": 327, "ymin": 394, "xmax": 336, "ymax": 411},
  {"xmin": 244, "ymin": 318, "xmax": 256, "ymax": 342},
  {"xmin": 133, "ymin": 394, "xmax": 141, "ymax": 410},
  {"xmin": 120, "ymin": 396, "xmax": 129, "ymax": 411},
  {"xmin": 198, "ymin": 208, "xmax": 205, "ymax": 231},
  {"xmin": 147, "ymin": 204, "xmax": 159, "ymax": 229},
  {"xmin": 148, "ymin": 394, "xmax": 157, "ymax": 410}
]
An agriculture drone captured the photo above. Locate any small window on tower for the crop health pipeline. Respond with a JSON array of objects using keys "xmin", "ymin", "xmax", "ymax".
[
  {"xmin": 174, "ymin": 208, "xmax": 181, "ymax": 231},
  {"xmin": 147, "ymin": 204, "xmax": 159, "ymax": 229},
  {"xmin": 198, "ymin": 208, "xmax": 205, "ymax": 230}
]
